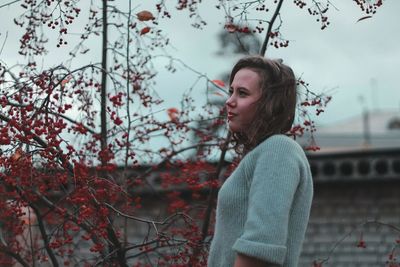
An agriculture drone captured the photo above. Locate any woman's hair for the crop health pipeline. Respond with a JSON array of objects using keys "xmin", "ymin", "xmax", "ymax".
[{"xmin": 229, "ymin": 55, "xmax": 297, "ymax": 155}]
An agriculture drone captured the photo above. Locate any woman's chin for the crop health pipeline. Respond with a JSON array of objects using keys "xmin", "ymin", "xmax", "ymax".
[{"xmin": 228, "ymin": 123, "xmax": 240, "ymax": 133}]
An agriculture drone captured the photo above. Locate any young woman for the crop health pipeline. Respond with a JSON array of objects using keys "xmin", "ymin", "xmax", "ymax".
[{"xmin": 207, "ymin": 56, "xmax": 313, "ymax": 267}]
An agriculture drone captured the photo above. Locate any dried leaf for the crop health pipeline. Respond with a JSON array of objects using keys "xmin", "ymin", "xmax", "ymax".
[
  {"xmin": 140, "ymin": 27, "xmax": 151, "ymax": 35},
  {"xmin": 61, "ymin": 76, "xmax": 71, "ymax": 86},
  {"xmin": 167, "ymin": 108, "xmax": 179, "ymax": 121},
  {"xmin": 11, "ymin": 147, "xmax": 32, "ymax": 164},
  {"xmin": 80, "ymin": 48, "xmax": 89, "ymax": 54},
  {"xmin": 20, "ymin": 206, "xmax": 37, "ymax": 225},
  {"xmin": 137, "ymin": 10, "xmax": 154, "ymax": 21},
  {"xmin": 211, "ymin": 79, "xmax": 225, "ymax": 88},
  {"xmin": 225, "ymin": 23, "xmax": 236, "ymax": 33},
  {"xmin": 357, "ymin": 16, "xmax": 372, "ymax": 23},
  {"xmin": 11, "ymin": 147, "xmax": 24, "ymax": 161}
]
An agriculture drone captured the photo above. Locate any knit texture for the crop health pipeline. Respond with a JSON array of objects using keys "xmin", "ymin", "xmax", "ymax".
[{"xmin": 207, "ymin": 135, "xmax": 313, "ymax": 267}]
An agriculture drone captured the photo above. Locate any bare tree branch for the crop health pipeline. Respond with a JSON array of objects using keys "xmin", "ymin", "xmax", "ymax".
[
  {"xmin": 29, "ymin": 204, "xmax": 60, "ymax": 267},
  {"xmin": 260, "ymin": 0, "xmax": 284, "ymax": 56},
  {"xmin": 0, "ymin": 0, "xmax": 20, "ymax": 9}
]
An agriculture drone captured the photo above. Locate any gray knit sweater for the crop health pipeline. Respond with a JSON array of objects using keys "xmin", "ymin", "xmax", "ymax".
[{"xmin": 207, "ymin": 135, "xmax": 313, "ymax": 267}]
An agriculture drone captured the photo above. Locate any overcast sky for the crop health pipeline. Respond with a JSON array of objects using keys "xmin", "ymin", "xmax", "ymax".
[
  {"xmin": 1, "ymin": 0, "xmax": 399, "ymax": 128},
  {"xmin": 151, "ymin": 0, "xmax": 400, "ymax": 127},
  {"xmin": 152, "ymin": 1, "xmax": 400, "ymax": 127}
]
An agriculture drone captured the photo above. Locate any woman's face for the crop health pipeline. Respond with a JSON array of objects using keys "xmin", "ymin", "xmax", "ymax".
[{"xmin": 226, "ymin": 68, "xmax": 262, "ymax": 133}]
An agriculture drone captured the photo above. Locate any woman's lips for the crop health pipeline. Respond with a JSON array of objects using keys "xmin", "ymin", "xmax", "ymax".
[{"xmin": 227, "ymin": 112, "xmax": 236, "ymax": 120}]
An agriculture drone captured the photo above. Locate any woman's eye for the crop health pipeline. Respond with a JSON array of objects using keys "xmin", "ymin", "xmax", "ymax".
[
  {"xmin": 239, "ymin": 91, "xmax": 247, "ymax": 96},
  {"xmin": 228, "ymin": 90, "xmax": 233, "ymax": 95}
]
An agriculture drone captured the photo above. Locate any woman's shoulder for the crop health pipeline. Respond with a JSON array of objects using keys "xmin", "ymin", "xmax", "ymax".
[
  {"xmin": 257, "ymin": 134, "xmax": 303, "ymax": 152},
  {"xmin": 242, "ymin": 134, "xmax": 307, "ymax": 166}
]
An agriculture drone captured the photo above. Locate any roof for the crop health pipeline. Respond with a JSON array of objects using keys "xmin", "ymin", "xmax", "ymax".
[
  {"xmin": 317, "ymin": 110, "xmax": 400, "ymax": 135},
  {"xmin": 297, "ymin": 109, "xmax": 400, "ymax": 153}
]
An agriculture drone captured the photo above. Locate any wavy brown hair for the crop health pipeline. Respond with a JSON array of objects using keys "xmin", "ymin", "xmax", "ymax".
[{"xmin": 228, "ymin": 56, "xmax": 297, "ymax": 155}]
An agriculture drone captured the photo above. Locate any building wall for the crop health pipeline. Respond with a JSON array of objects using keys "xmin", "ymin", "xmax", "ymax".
[{"xmin": 300, "ymin": 181, "xmax": 400, "ymax": 267}]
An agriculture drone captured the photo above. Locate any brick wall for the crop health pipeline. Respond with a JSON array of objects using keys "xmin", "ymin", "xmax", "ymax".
[{"xmin": 300, "ymin": 181, "xmax": 400, "ymax": 267}]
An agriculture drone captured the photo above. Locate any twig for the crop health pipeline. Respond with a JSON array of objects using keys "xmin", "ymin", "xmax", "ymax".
[
  {"xmin": 0, "ymin": 113, "xmax": 74, "ymax": 173},
  {"xmin": 122, "ymin": 0, "xmax": 133, "ymax": 247},
  {"xmin": 0, "ymin": 32, "xmax": 7, "ymax": 56},
  {"xmin": 317, "ymin": 220, "xmax": 400, "ymax": 265},
  {"xmin": 29, "ymin": 204, "xmax": 60, "ymax": 267},
  {"xmin": 0, "ymin": 0, "xmax": 20, "ymax": 9},
  {"xmin": 260, "ymin": 0, "xmax": 285, "ymax": 56},
  {"xmin": 104, "ymin": 202, "xmax": 194, "ymax": 225},
  {"xmin": 0, "ymin": 247, "xmax": 30, "ymax": 267}
]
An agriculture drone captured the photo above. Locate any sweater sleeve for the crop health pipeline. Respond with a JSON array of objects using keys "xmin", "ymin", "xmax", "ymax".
[{"xmin": 232, "ymin": 138, "xmax": 301, "ymax": 265}]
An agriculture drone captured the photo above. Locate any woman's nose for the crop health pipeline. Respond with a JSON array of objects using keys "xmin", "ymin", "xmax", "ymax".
[{"xmin": 225, "ymin": 95, "xmax": 235, "ymax": 107}]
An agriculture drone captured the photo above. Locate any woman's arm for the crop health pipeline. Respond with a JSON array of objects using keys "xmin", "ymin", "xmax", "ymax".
[{"xmin": 234, "ymin": 253, "xmax": 280, "ymax": 267}]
